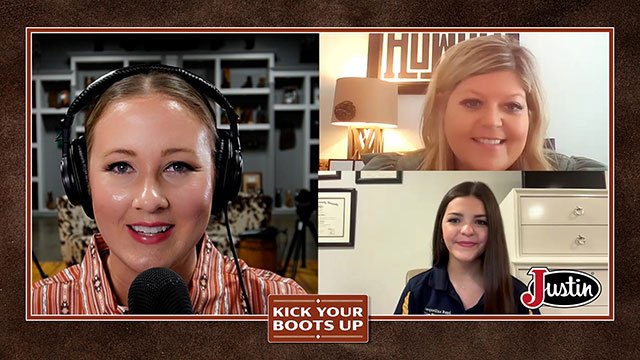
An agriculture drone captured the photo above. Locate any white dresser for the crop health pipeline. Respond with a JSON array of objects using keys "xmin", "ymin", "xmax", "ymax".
[{"xmin": 499, "ymin": 188, "xmax": 609, "ymax": 315}]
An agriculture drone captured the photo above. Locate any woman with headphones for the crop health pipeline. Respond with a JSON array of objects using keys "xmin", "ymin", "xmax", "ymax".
[{"xmin": 32, "ymin": 65, "xmax": 305, "ymax": 315}]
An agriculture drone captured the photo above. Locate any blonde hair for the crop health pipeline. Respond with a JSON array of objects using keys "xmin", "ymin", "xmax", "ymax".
[
  {"xmin": 419, "ymin": 35, "xmax": 552, "ymax": 170},
  {"xmin": 85, "ymin": 72, "xmax": 217, "ymax": 157}
]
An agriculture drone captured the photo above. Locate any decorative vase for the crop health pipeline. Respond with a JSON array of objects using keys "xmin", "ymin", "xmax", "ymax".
[{"xmin": 46, "ymin": 192, "xmax": 55, "ymax": 210}]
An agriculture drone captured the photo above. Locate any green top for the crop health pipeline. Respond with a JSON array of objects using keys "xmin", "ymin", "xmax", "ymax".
[{"xmin": 361, "ymin": 148, "xmax": 608, "ymax": 171}]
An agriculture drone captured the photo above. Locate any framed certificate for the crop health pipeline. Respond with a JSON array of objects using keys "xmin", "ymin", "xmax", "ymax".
[{"xmin": 318, "ymin": 188, "xmax": 357, "ymax": 247}]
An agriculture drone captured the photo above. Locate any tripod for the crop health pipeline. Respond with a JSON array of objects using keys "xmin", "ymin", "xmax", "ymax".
[
  {"xmin": 32, "ymin": 251, "xmax": 48, "ymax": 279},
  {"xmin": 279, "ymin": 190, "xmax": 317, "ymax": 279}
]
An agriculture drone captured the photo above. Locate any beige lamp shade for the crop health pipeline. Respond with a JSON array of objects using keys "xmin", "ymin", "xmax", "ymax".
[{"xmin": 331, "ymin": 77, "xmax": 398, "ymax": 128}]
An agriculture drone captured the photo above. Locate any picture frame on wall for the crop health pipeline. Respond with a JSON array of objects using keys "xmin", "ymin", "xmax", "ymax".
[
  {"xmin": 355, "ymin": 171, "xmax": 402, "ymax": 184},
  {"xmin": 329, "ymin": 159, "xmax": 365, "ymax": 171},
  {"xmin": 318, "ymin": 188, "xmax": 357, "ymax": 247},
  {"xmin": 367, "ymin": 32, "xmax": 520, "ymax": 94},
  {"xmin": 242, "ymin": 172, "xmax": 262, "ymax": 193},
  {"xmin": 328, "ymin": 159, "xmax": 355, "ymax": 171},
  {"xmin": 319, "ymin": 170, "xmax": 342, "ymax": 180}
]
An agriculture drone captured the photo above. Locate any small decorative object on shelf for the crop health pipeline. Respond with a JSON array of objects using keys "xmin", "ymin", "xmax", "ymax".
[
  {"xmin": 223, "ymin": 106, "xmax": 243, "ymax": 124},
  {"xmin": 241, "ymin": 76, "xmax": 253, "ymax": 88},
  {"xmin": 313, "ymin": 86, "xmax": 320, "ymax": 104},
  {"xmin": 283, "ymin": 86, "xmax": 299, "ymax": 104},
  {"xmin": 84, "ymin": 76, "xmax": 95, "ymax": 88},
  {"xmin": 257, "ymin": 77, "xmax": 266, "ymax": 87},
  {"xmin": 48, "ymin": 90, "xmax": 70, "ymax": 108},
  {"xmin": 46, "ymin": 192, "xmax": 55, "ymax": 210},
  {"xmin": 240, "ymin": 107, "xmax": 254, "ymax": 124},
  {"xmin": 221, "ymin": 68, "xmax": 231, "ymax": 88},
  {"xmin": 256, "ymin": 105, "xmax": 267, "ymax": 123},
  {"xmin": 285, "ymin": 189, "xmax": 294, "ymax": 207},
  {"xmin": 275, "ymin": 188, "xmax": 282, "ymax": 208},
  {"xmin": 242, "ymin": 172, "xmax": 263, "ymax": 194},
  {"xmin": 222, "ymin": 106, "xmax": 242, "ymax": 124}
]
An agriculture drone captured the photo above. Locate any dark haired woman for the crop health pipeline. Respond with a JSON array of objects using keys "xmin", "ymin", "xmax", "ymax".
[{"xmin": 394, "ymin": 181, "xmax": 538, "ymax": 314}]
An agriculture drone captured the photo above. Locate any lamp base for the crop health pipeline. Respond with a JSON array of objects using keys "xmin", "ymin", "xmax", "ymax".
[{"xmin": 347, "ymin": 127, "xmax": 384, "ymax": 160}]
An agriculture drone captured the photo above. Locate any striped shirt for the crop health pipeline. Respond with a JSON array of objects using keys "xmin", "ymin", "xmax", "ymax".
[{"xmin": 31, "ymin": 233, "xmax": 306, "ymax": 315}]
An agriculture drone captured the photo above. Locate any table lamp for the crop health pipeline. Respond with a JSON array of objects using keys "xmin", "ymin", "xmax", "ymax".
[{"xmin": 331, "ymin": 77, "xmax": 398, "ymax": 159}]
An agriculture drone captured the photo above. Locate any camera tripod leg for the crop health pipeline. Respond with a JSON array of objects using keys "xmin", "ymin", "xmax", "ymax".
[
  {"xmin": 280, "ymin": 219, "xmax": 303, "ymax": 277},
  {"xmin": 301, "ymin": 225, "xmax": 306, "ymax": 268},
  {"xmin": 32, "ymin": 251, "xmax": 48, "ymax": 279},
  {"xmin": 291, "ymin": 221, "xmax": 307, "ymax": 278},
  {"xmin": 303, "ymin": 219, "xmax": 318, "ymax": 242}
]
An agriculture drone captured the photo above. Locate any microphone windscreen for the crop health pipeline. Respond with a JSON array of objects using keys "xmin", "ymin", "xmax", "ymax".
[{"xmin": 128, "ymin": 267, "xmax": 194, "ymax": 314}]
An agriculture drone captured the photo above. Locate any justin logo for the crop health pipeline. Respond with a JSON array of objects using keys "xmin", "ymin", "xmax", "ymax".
[{"xmin": 520, "ymin": 267, "xmax": 602, "ymax": 310}]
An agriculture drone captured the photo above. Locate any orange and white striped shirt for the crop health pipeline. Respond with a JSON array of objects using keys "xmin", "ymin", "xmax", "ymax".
[{"xmin": 31, "ymin": 233, "xmax": 306, "ymax": 315}]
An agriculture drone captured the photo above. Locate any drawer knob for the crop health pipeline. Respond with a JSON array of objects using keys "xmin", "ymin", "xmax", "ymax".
[
  {"xmin": 574, "ymin": 206, "xmax": 585, "ymax": 216},
  {"xmin": 575, "ymin": 235, "xmax": 587, "ymax": 245}
]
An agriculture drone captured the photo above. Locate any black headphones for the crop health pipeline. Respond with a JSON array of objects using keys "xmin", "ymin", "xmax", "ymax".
[{"xmin": 60, "ymin": 64, "xmax": 243, "ymax": 219}]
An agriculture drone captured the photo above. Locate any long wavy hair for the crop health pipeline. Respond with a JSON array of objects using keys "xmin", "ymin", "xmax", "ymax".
[
  {"xmin": 419, "ymin": 35, "xmax": 553, "ymax": 170},
  {"xmin": 431, "ymin": 181, "xmax": 516, "ymax": 314}
]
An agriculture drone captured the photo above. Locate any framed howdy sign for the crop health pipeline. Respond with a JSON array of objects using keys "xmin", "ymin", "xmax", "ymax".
[{"xmin": 367, "ymin": 32, "xmax": 520, "ymax": 94}]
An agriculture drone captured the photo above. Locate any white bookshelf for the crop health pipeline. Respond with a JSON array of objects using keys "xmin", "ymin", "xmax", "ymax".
[
  {"xmin": 31, "ymin": 72, "xmax": 73, "ymax": 214},
  {"xmin": 32, "ymin": 51, "xmax": 317, "ymax": 214},
  {"xmin": 270, "ymin": 68, "xmax": 319, "ymax": 195}
]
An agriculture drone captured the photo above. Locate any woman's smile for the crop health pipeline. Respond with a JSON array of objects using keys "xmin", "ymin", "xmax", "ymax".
[
  {"xmin": 455, "ymin": 240, "xmax": 479, "ymax": 248},
  {"xmin": 472, "ymin": 137, "xmax": 506, "ymax": 146},
  {"xmin": 127, "ymin": 222, "xmax": 175, "ymax": 245}
]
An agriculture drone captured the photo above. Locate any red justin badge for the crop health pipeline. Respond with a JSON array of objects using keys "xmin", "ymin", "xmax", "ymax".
[
  {"xmin": 521, "ymin": 267, "xmax": 602, "ymax": 309},
  {"xmin": 268, "ymin": 294, "xmax": 368, "ymax": 343}
]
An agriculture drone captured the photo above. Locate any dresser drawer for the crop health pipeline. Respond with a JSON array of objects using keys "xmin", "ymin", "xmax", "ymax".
[
  {"xmin": 520, "ymin": 197, "xmax": 607, "ymax": 225},
  {"xmin": 520, "ymin": 226, "xmax": 608, "ymax": 256},
  {"xmin": 515, "ymin": 267, "xmax": 608, "ymax": 307}
]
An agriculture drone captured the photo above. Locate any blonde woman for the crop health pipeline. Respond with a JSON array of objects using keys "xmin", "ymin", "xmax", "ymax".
[{"xmin": 363, "ymin": 35, "xmax": 606, "ymax": 171}]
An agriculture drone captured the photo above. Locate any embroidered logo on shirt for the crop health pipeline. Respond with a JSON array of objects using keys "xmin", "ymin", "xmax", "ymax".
[{"xmin": 423, "ymin": 307, "xmax": 452, "ymax": 315}]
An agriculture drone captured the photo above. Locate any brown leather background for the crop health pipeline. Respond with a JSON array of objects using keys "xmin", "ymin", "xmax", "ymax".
[{"xmin": 2, "ymin": 1, "xmax": 638, "ymax": 357}]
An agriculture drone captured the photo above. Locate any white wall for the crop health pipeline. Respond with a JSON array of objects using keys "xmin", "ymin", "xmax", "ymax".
[
  {"xmin": 319, "ymin": 32, "xmax": 610, "ymax": 166},
  {"xmin": 318, "ymin": 171, "xmax": 522, "ymax": 314},
  {"xmin": 521, "ymin": 32, "xmax": 609, "ymax": 164}
]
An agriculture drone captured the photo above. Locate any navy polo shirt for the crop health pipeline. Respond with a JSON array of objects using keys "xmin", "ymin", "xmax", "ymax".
[{"xmin": 394, "ymin": 265, "xmax": 539, "ymax": 315}]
